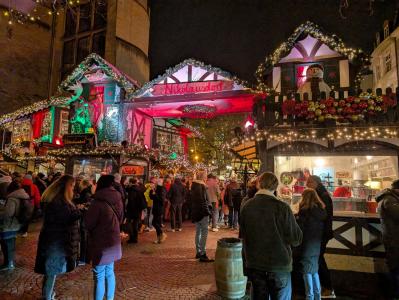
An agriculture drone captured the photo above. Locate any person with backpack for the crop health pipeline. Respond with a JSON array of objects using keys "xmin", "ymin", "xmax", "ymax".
[
  {"xmin": 21, "ymin": 174, "xmax": 41, "ymax": 237},
  {"xmin": 296, "ymin": 188, "xmax": 327, "ymax": 300},
  {"xmin": 225, "ymin": 177, "xmax": 243, "ymax": 230},
  {"xmin": 34, "ymin": 175, "xmax": 81, "ymax": 300},
  {"xmin": 0, "ymin": 178, "xmax": 30, "ymax": 271},
  {"xmin": 84, "ymin": 175, "xmax": 124, "ymax": 300}
]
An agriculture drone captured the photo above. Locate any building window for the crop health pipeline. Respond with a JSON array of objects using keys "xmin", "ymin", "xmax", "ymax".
[
  {"xmin": 385, "ymin": 53, "xmax": 392, "ymax": 73},
  {"xmin": 384, "ymin": 24, "xmax": 390, "ymax": 39},
  {"xmin": 61, "ymin": 1, "xmax": 107, "ymax": 81},
  {"xmin": 376, "ymin": 32, "xmax": 380, "ymax": 45}
]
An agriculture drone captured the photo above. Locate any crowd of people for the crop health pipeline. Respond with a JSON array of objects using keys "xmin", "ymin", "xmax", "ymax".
[{"xmin": 0, "ymin": 168, "xmax": 398, "ymax": 300}]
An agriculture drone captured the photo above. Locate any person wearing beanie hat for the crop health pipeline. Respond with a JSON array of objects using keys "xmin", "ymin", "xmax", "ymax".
[{"xmin": 376, "ymin": 180, "xmax": 399, "ymax": 298}]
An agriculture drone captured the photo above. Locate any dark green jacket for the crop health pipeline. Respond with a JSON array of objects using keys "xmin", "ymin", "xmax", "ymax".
[{"xmin": 240, "ymin": 193, "xmax": 302, "ymax": 272}]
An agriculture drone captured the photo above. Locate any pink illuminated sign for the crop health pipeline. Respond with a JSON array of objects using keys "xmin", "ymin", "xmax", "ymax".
[{"xmin": 152, "ymin": 80, "xmax": 233, "ymax": 96}]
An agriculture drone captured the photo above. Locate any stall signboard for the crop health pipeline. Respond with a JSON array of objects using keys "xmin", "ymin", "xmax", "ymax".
[
  {"xmin": 152, "ymin": 80, "xmax": 234, "ymax": 96},
  {"xmin": 336, "ymin": 171, "xmax": 352, "ymax": 179},
  {"xmin": 63, "ymin": 133, "xmax": 97, "ymax": 148},
  {"xmin": 121, "ymin": 165, "xmax": 145, "ymax": 175}
]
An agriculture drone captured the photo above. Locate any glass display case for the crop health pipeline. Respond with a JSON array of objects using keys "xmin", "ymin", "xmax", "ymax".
[{"xmin": 72, "ymin": 158, "xmax": 114, "ymax": 181}]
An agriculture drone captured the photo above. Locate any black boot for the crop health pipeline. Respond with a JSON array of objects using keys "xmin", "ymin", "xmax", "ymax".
[{"xmin": 199, "ymin": 254, "xmax": 214, "ymax": 263}]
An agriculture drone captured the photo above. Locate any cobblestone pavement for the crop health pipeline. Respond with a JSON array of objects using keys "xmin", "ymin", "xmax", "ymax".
[{"xmin": 0, "ymin": 221, "xmax": 239, "ymax": 300}]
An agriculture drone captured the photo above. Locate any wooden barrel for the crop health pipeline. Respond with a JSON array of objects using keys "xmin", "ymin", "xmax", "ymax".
[{"xmin": 214, "ymin": 237, "xmax": 247, "ymax": 299}]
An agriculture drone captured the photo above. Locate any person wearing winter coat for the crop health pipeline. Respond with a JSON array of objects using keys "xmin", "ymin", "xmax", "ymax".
[
  {"xmin": 296, "ymin": 188, "xmax": 327, "ymax": 300},
  {"xmin": 0, "ymin": 174, "xmax": 12, "ymax": 201},
  {"xmin": 150, "ymin": 178, "xmax": 167, "ymax": 244},
  {"xmin": 376, "ymin": 179, "xmax": 399, "ymax": 299},
  {"xmin": 306, "ymin": 175, "xmax": 335, "ymax": 299},
  {"xmin": 125, "ymin": 177, "xmax": 147, "ymax": 243},
  {"xmin": 34, "ymin": 175, "xmax": 81, "ymax": 300},
  {"xmin": 21, "ymin": 174, "xmax": 41, "ymax": 237},
  {"xmin": 224, "ymin": 178, "xmax": 243, "ymax": 230},
  {"xmin": 84, "ymin": 175, "xmax": 124, "ymax": 300},
  {"xmin": 35, "ymin": 173, "xmax": 48, "ymax": 195},
  {"xmin": 206, "ymin": 174, "xmax": 220, "ymax": 232},
  {"xmin": 0, "ymin": 179, "xmax": 30, "ymax": 271},
  {"xmin": 168, "ymin": 177, "xmax": 186, "ymax": 232},
  {"xmin": 240, "ymin": 172, "xmax": 302, "ymax": 299},
  {"xmin": 191, "ymin": 170, "xmax": 213, "ymax": 262}
]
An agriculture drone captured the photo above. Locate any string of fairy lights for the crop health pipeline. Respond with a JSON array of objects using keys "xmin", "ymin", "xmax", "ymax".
[
  {"xmin": 224, "ymin": 126, "xmax": 399, "ymax": 149},
  {"xmin": 0, "ymin": 0, "xmax": 83, "ymax": 26}
]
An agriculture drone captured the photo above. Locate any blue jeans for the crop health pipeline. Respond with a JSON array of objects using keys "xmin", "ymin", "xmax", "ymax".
[
  {"xmin": 303, "ymin": 273, "xmax": 321, "ymax": 300},
  {"xmin": 195, "ymin": 216, "xmax": 209, "ymax": 256},
  {"xmin": 43, "ymin": 275, "xmax": 56, "ymax": 300},
  {"xmin": 228, "ymin": 206, "xmax": 239, "ymax": 229},
  {"xmin": 93, "ymin": 262, "xmax": 116, "ymax": 300},
  {"xmin": 248, "ymin": 269, "xmax": 291, "ymax": 300}
]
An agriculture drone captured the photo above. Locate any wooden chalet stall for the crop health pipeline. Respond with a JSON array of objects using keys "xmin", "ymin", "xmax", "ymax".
[
  {"xmin": 127, "ymin": 59, "xmax": 255, "ymax": 175},
  {"xmin": 228, "ymin": 22, "xmax": 399, "ymax": 274},
  {"xmin": 51, "ymin": 54, "xmax": 153, "ymax": 180}
]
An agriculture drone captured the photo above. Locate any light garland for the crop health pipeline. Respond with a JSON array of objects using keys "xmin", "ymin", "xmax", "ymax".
[
  {"xmin": 59, "ymin": 53, "xmax": 140, "ymax": 97},
  {"xmin": 255, "ymin": 21, "xmax": 368, "ymax": 92},
  {"xmin": 0, "ymin": 0, "xmax": 83, "ymax": 27},
  {"xmin": 130, "ymin": 58, "xmax": 248, "ymax": 98},
  {"xmin": 0, "ymin": 96, "xmax": 69, "ymax": 126},
  {"xmin": 224, "ymin": 125, "xmax": 399, "ymax": 148}
]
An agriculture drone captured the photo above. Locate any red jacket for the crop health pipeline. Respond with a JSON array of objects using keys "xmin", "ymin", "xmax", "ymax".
[
  {"xmin": 22, "ymin": 178, "xmax": 41, "ymax": 208},
  {"xmin": 333, "ymin": 186, "xmax": 351, "ymax": 198}
]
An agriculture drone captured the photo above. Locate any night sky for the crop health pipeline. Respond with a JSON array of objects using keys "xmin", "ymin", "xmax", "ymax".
[{"xmin": 149, "ymin": 0, "xmax": 397, "ymax": 83}]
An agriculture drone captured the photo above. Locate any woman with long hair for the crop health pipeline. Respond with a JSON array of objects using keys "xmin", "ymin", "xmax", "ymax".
[
  {"xmin": 297, "ymin": 188, "xmax": 327, "ymax": 300},
  {"xmin": 34, "ymin": 175, "xmax": 81, "ymax": 300},
  {"xmin": 84, "ymin": 175, "xmax": 124, "ymax": 300}
]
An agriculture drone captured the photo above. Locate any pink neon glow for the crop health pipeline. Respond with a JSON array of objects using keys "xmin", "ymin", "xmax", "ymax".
[{"xmin": 135, "ymin": 96, "xmax": 253, "ymax": 118}]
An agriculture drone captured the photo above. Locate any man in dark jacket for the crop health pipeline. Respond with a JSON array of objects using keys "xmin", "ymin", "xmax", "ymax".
[
  {"xmin": 240, "ymin": 172, "xmax": 302, "ymax": 299},
  {"xmin": 168, "ymin": 177, "xmax": 186, "ymax": 232},
  {"xmin": 150, "ymin": 178, "xmax": 167, "ymax": 244},
  {"xmin": 191, "ymin": 170, "xmax": 213, "ymax": 262},
  {"xmin": 306, "ymin": 175, "xmax": 335, "ymax": 298},
  {"xmin": 376, "ymin": 179, "xmax": 399, "ymax": 299},
  {"xmin": 125, "ymin": 178, "xmax": 147, "ymax": 243}
]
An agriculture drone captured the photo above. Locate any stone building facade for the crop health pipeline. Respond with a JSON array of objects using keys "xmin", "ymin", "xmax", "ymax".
[
  {"xmin": 50, "ymin": 0, "xmax": 150, "ymax": 94},
  {"xmin": 0, "ymin": 16, "xmax": 51, "ymax": 114}
]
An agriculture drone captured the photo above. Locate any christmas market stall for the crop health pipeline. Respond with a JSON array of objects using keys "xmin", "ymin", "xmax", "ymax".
[
  {"xmin": 227, "ymin": 22, "xmax": 399, "ymax": 273},
  {"xmin": 128, "ymin": 59, "xmax": 254, "ymax": 160},
  {"xmin": 0, "ymin": 53, "xmax": 141, "ymax": 175}
]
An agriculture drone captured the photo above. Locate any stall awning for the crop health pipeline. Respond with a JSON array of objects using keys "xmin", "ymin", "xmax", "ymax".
[{"xmin": 233, "ymin": 141, "xmax": 257, "ymax": 160}]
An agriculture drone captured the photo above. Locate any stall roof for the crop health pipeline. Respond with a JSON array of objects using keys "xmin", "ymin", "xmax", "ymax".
[
  {"xmin": 130, "ymin": 58, "xmax": 249, "ymax": 99},
  {"xmin": 0, "ymin": 53, "xmax": 141, "ymax": 127},
  {"xmin": 233, "ymin": 141, "xmax": 257, "ymax": 160},
  {"xmin": 130, "ymin": 59, "xmax": 254, "ymax": 117},
  {"xmin": 59, "ymin": 53, "xmax": 141, "ymax": 96},
  {"xmin": 255, "ymin": 21, "xmax": 366, "ymax": 81}
]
